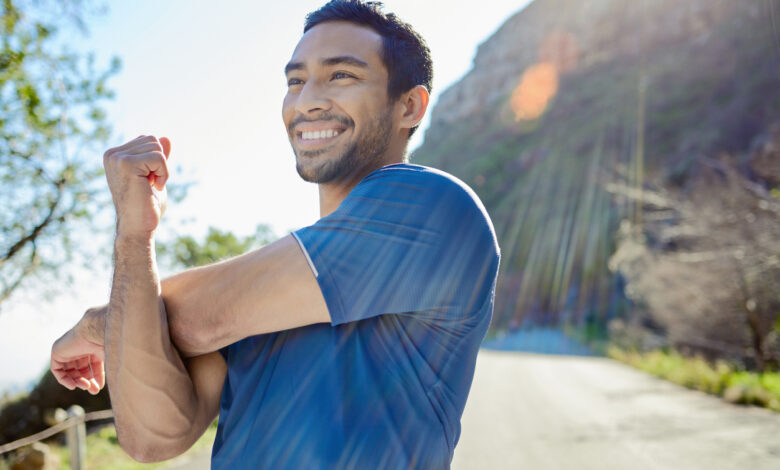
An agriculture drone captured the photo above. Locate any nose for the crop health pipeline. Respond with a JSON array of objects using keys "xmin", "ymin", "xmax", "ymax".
[{"xmin": 294, "ymin": 80, "xmax": 332, "ymax": 116}]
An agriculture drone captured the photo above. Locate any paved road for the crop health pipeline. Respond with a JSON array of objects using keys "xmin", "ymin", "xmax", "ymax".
[
  {"xmin": 453, "ymin": 350, "xmax": 780, "ymax": 470},
  {"xmin": 166, "ymin": 350, "xmax": 780, "ymax": 469}
]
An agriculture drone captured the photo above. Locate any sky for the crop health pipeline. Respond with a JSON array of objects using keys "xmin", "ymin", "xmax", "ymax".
[{"xmin": 0, "ymin": 0, "xmax": 534, "ymax": 393}]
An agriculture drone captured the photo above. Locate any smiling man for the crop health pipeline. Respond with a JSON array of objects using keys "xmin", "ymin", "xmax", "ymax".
[{"xmin": 50, "ymin": 1, "xmax": 499, "ymax": 469}]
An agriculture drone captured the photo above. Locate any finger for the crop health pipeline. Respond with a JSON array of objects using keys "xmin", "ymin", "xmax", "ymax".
[
  {"xmin": 159, "ymin": 136, "xmax": 171, "ymax": 159},
  {"xmin": 75, "ymin": 377, "xmax": 92, "ymax": 391},
  {"xmin": 93, "ymin": 360, "xmax": 106, "ymax": 389},
  {"xmin": 52, "ymin": 368, "xmax": 77, "ymax": 390},
  {"xmin": 143, "ymin": 152, "xmax": 169, "ymax": 190},
  {"xmin": 75, "ymin": 356, "xmax": 90, "ymax": 370},
  {"xmin": 105, "ymin": 135, "xmax": 155, "ymax": 157},
  {"xmin": 87, "ymin": 378, "xmax": 101, "ymax": 395},
  {"xmin": 125, "ymin": 151, "xmax": 169, "ymax": 189},
  {"xmin": 124, "ymin": 142, "xmax": 164, "ymax": 156},
  {"xmin": 67, "ymin": 368, "xmax": 86, "ymax": 383},
  {"xmin": 59, "ymin": 375, "xmax": 77, "ymax": 391},
  {"xmin": 61, "ymin": 368, "xmax": 83, "ymax": 390}
]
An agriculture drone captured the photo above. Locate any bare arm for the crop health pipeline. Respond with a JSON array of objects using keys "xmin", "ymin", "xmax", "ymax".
[
  {"xmin": 98, "ymin": 136, "xmax": 224, "ymax": 462},
  {"xmin": 105, "ymin": 235, "xmax": 224, "ymax": 462},
  {"xmin": 57, "ymin": 231, "xmax": 328, "ymax": 359},
  {"xmin": 52, "ymin": 135, "xmax": 328, "ymax": 461},
  {"xmin": 162, "ymin": 233, "xmax": 329, "ymax": 356}
]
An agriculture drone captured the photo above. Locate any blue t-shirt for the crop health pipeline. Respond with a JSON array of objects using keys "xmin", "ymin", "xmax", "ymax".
[{"xmin": 211, "ymin": 163, "xmax": 500, "ymax": 469}]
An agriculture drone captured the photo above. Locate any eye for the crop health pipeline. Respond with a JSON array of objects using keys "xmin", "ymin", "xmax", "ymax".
[
  {"xmin": 332, "ymin": 71, "xmax": 355, "ymax": 80},
  {"xmin": 287, "ymin": 77, "xmax": 304, "ymax": 87}
]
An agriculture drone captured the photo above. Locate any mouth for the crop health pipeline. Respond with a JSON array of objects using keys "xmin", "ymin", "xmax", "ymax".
[{"xmin": 293, "ymin": 124, "xmax": 348, "ymax": 148}]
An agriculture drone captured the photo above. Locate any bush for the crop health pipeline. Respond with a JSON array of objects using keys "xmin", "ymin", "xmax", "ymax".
[{"xmin": 608, "ymin": 346, "xmax": 780, "ymax": 413}]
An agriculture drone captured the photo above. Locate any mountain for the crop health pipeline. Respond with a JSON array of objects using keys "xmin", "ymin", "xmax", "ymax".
[{"xmin": 412, "ymin": 0, "xmax": 780, "ymax": 333}]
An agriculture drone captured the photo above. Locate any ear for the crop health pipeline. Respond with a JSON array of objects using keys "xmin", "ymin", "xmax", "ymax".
[{"xmin": 397, "ymin": 85, "xmax": 430, "ymax": 134}]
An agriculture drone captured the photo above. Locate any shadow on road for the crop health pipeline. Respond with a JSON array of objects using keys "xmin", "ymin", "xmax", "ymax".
[{"xmin": 482, "ymin": 327, "xmax": 596, "ymax": 356}]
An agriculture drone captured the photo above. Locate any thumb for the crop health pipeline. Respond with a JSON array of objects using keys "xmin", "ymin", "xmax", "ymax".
[{"xmin": 159, "ymin": 136, "xmax": 172, "ymax": 159}]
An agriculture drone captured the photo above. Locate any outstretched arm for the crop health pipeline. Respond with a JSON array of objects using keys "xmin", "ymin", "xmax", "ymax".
[{"xmin": 52, "ymin": 229, "xmax": 329, "ymax": 367}]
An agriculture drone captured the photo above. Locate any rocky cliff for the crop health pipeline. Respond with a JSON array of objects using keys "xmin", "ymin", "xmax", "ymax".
[{"xmin": 412, "ymin": 0, "xmax": 780, "ymax": 331}]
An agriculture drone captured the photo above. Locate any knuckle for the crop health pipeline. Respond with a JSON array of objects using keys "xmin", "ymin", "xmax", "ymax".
[{"xmin": 117, "ymin": 155, "xmax": 135, "ymax": 170}]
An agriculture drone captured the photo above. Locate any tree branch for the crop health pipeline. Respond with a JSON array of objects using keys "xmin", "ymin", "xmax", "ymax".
[{"xmin": 0, "ymin": 179, "xmax": 63, "ymax": 268}]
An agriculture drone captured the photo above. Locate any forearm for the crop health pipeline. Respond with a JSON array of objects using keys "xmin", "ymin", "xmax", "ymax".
[
  {"xmin": 105, "ymin": 235, "xmax": 201, "ymax": 462},
  {"xmin": 78, "ymin": 282, "xmax": 215, "ymax": 358},
  {"xmin": 77, "ymin": 279, "xmax": 208, "ymax": 358}
]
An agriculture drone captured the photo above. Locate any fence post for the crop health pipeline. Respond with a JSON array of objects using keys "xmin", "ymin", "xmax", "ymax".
[{"xmin": 65, "ymin": 405, "xmax": 86, "ymax": 470}]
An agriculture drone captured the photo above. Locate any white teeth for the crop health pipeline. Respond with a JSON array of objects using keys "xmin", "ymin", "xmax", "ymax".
[{"xmin": 301, "ymin": 129, "xmax": 340, "ymax": 140}]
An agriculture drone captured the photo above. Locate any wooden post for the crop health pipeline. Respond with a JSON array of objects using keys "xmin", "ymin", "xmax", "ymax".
[{"xmin": 66, "ymin": 405, "xmax": 86, "ymax": 470}]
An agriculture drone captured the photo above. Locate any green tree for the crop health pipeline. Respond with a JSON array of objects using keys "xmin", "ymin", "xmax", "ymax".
[
  {"xmin": 158, "ymin": 224, "xmax": 277, "ymax": 269},
  {"xmin": 0, "ymin": 0, "xmax": 119, "ymax": 308}
]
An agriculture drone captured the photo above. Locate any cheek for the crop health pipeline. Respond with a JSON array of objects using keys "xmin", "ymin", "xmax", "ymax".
[{"xmin": 281, "ymin": 95, "xmax": 295, "ymax": 129}]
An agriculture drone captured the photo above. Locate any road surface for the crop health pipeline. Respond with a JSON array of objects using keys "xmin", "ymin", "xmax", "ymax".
[
  {"xmin": 166, "ymin": 350, "xmax": 780, "ymax": 469},
  {"xmin": 453, "ymin": 350, "xmax": 780, "ymax": 470}
]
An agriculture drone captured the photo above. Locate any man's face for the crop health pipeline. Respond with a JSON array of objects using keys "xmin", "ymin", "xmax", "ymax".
[{"xmin": 283, "ymin": 21, "xmax": 397, "ymax": 184}]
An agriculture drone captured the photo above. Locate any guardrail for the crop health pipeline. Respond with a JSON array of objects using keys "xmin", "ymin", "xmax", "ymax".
[{"xmin": 0, "ymin": 406, "xmax": 114, "ymax": 470}]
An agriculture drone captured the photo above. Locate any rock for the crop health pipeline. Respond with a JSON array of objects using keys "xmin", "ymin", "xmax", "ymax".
[{"xmin": 10, "ymin": 442, "xmax": 59, "ymax": 470}]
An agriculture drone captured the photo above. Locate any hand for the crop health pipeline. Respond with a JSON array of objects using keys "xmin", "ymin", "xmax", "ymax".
[
  {"xmin": 103, "ymin": 135, "xmax": 172, "ymax": 237},
  {"xmin": 51, "ymin": 315, "xmax": 106, "ymax": 394}
]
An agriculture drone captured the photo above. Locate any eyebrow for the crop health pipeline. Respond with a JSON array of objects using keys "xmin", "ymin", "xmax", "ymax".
[{"xmin": 284, "ymin": 55, "xmax": 369, "ymax": 75}]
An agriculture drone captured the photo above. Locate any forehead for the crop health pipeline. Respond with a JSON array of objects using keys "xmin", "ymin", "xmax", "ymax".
[{"xmin": 288, "ymin": 21, "xmax": 385, "ymax": 70}]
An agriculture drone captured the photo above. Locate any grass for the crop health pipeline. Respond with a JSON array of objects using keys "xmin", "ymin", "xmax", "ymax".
[
  {"xmin": 608, "ymin": 346, "xmax": 780, "ymax": 413},
  {"xmin": 42, "ymin": 420, "xmax": 219, "ymax": 470}
]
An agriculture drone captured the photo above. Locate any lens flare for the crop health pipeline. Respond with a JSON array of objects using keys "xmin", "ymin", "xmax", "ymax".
[{"xmin": 510, "ymin": 62, "xmax": 559, "ymax": 121}]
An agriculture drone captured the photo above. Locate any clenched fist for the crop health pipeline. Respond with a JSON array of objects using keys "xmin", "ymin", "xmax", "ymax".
[{"xmin": 103, "ymin": 135, "xmax": 172, "ymax": 237}]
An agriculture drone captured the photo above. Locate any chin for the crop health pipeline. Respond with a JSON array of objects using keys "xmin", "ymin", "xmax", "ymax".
[{"xmin": 295, "ymin": 156, "xmax": 339, "ymax": 184}]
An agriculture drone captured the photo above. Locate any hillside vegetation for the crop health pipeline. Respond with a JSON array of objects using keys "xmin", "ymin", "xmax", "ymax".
[{"xmin": 412, "ymin": 0, "xmax": 780, "ymax": 367}]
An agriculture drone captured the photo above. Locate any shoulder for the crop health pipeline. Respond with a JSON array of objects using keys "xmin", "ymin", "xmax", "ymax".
[
  {"xmin": 357, "ymin": 163, "xmax": 472, "ymax": 193},
  {"xmin": 352, "ymin": 163, "xmax": 491, "ymax": 217},
  {"xmin": 351, "ymin": 163, "xmax": 500, "ymax": 257}
]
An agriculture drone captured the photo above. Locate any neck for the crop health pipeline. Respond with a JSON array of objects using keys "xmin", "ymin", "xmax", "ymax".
[
  {"xmin": 317, "ymin": 157, "xmax": 408, "ymax": 218},
  {"xmin": 317, "ymin": 182, "xmax": 351, "ymax": 218},
  {"xmin": 316, "ymin": 134, "xmax": 410, "ymax": 217}
]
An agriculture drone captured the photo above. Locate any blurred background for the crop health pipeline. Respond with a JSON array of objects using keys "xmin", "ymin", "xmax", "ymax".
[{"xmin": 2, "ymin": 0, "xmax": 780, "ymax": 468}]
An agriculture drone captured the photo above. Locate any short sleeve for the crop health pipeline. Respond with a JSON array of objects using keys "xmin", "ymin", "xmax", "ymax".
[
  {"xmin": 218, "ymin": 345, "xmax": 229, "ymax": 361},
  {"xmin": 292, "ymin": 164, "xmax": 499, "ymax": 326}
]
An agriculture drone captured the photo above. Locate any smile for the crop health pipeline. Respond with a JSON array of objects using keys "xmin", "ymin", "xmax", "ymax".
[
  {"xmin": 301, "ymin": 129, "xmax": 340, "ymax": 140},
  {"xmin": 295, "ymin": 126, "xmax": 347, "ymax": 147}
]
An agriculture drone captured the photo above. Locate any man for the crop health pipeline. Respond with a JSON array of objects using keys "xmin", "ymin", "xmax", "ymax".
[{"xmin": 50, "ymin": 1, "xmax": 499, "ymax": 468}]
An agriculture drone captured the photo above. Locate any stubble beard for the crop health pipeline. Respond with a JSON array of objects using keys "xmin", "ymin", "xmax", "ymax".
[{"xmin": 293, "ymin": 108, "xmax": 394, "ymax": 185}]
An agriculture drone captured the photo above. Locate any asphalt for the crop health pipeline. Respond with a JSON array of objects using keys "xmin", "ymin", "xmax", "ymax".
[{"xmin": 453, "ymin": 350, "xmax": 780, "ymax": 470}]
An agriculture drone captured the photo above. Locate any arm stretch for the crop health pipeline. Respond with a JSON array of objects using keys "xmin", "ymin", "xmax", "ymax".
[{"xmin": 105, "ymin": 235, "xmax": 225, "ymax": 462}]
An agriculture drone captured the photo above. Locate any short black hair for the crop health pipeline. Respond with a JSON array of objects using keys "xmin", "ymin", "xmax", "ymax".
[{"xmin": 304, "ymin": 0, "xmax": 433, "ymax": 138}]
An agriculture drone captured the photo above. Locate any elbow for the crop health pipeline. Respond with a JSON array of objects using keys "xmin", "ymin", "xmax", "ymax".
[
  {"xmin": 123, "ymin": 444, "xmax": 167, "ymax": 464},
  {"xmin": 114, "ymin": 412, "xmax": 195, "ymax": 463},
  {"xmin": 119, "ymin": 437, "xmax": 169, "ymax": 463},
  {"xmin": 168, "ymin": 310, "xmax": 212, "ymax": 356},
  {"xmin": 119, "ymin": 432, "xmax": 188, "ymax": 463}
]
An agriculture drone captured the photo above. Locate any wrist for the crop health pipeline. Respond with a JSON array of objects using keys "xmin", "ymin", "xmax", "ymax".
[
  {"xmin": 77, "ymin": 306, "xmax": 107, "ymax": 345},
  {"xmin": 114, "ymin": 231, "xmax": 156, "ymax": 252},
  {"xmin": 115, "ymin": 228, "xmax": 155, "ymax": 245}
]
